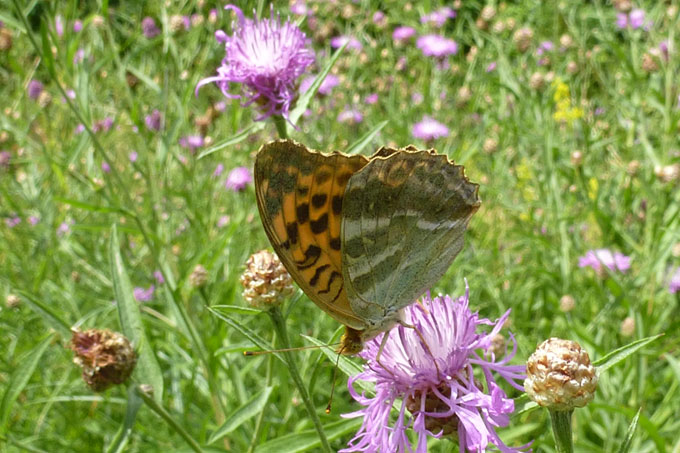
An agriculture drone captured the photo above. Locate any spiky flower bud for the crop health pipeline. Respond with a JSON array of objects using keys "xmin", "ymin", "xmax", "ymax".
[
  {"xmin": 240, "ymin": 250, "xmax": 294, "ymax": 309},
  {"xmin": 513, "ymin": 27, "xmax": 534, "ymax": 53},
  {"xmin": 6, "ymin": 293, "xmax": 20, "ymax": 308},
  {"xmin": 529, "ymin": 72, "xmax": 545, "ymax": 90},
  {"xmin": 559, "ymin": 294, "xmax": 575, "ymax": 312},
  {"xmin": 480, "ymin": 5, "xmax": 496, "ymax": 22},
  {"xmin": 189, "ymin": 264, "xmax": 209, "ymax": 288},
  {"xmin": 655, "ymin": 164, "xmax": 680, "ymax": 183},
  {"xmin": 525, "ymin": 338, "xmax": 598, "ymax": 411},
  {"xmin": 69, "ymin": 328, "xmax": 137, "ymax": 392}
]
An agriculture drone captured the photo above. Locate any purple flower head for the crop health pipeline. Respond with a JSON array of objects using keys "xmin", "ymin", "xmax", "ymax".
[
  {"xmin": 129, "ymin": 151, "xmax": 138, "ymax": 162},
  {"xmin": 55, "ymin": 15, "xmax": 64, "ymax": 37},
  {"xmin": 392, "ymin": 26, "xmax": 416, "ymax": 44},
  {"xmin": 421, "ymin": 7, "xmax": 456, "ymax": 27},
  {"xmin": 101, "ymin": 161, "xmax": 111, "ymax": 173},
  {"xmin": 364, "ymin": 93, "xmax": 378, "ymax": 105},
  {"xmin": 412, "ymin": 116, "xmax": 449, "ymax": 141},
  {"xmin": 142, "ymin": 17, "xmax": 160, "ymax": 38},
  {"xmin": 629, "ymin": 9, "xmax": 645, "ymax": 29},
  {"xmin": 153, "ymin": 270, "xmax": 165, "ymax": 285},
  {"xmin": 486, "ymin": 61, "xmax": 497, "ymax": 72},
  {"xmin": 57, "ymin": 220, "xmax": 73, "ymax": 236},
  {"xmin": 196, "ymin": 5, "xmax": 315, "ymax": 122},
  {"xmin": 0, "ymin": 151, "xmax": 10, "ymax": 168},
  {"xmin": 372, "ymin": 11, "xmax": 386, "ymax": 25},
  {"xmin": 213, "ymin": 163, "xmax": 225, "ymax": 177},
  {"xmin": 74, "ymin": 124, "xmax": 85, "ymax": 135},
  {"xmin": 225, "ymin": 166, "xmax": 253, "ymax": 191},
  {"xmin": 659, "ymin": 40, "xmax": 670, "ymax": 61},
  {"xmin": 669, "ymin": 267, "xmax": 680, "ymax": 294},
  {"xmin": 73, "ymin": 48, "xmax": 85, "ymax": 65},
  {"xmin": 331, "ymin": 35, "xmax": 363, "ymax": 51},
  {"xmin": 28, "ymin": 215, "xmax": 40, "ymax": 225},
  {"xmin": 144, "ymin": 109, "xmax": 163, "ymax": 131},
  {"xmin": 179, "ymin": 135, "xmax": 204, "ymax": 152},
  {"xmin": 616, "ymin": 13, "xmax": 628, "ymax": 29},
  {"xmin": 5, "ymin": 216, "xmax": 21, "ymax": 228},
  {"xmin": 290, "ymin": 1, "xmax": 308, "ymax": 15},
  {"xmin": 300, "ymin": 74, "xmax": 339, "ymax": 96},
  {"xmin": 93, "ymin": 117, "xmax": 114, "ymax": 133},
  {"xmin": 416, "ymin": 35, "xmax": 458, "ymax": 58},
  {"xmin": 536, "ymin": 41, "xmax": 554, "ymax": 56},
  {"xmin": 578, "ymin": 249, "xmax": 631, "ymax": 274},
  {"xmin": 73, "ymin": 20, "xmax": 83, "ymax": 32},
  {"xmin": 133, "ymin": 285, "xmax": 155, "ymax": 302},
  {"xmin": 341, "ymin": 285, "xmax": 528, "ymax": 453},
  {"xmin": 27, "ymin": 80, "xmax": 44, "ymax": 100},
  {"xmin": 337, "ymin": 107, "xmax": 363, "ymax": 125}
]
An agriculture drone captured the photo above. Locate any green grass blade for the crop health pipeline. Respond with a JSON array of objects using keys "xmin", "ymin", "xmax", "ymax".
[
  {"xmin": 16, "ymin": 290, "xmax": 71, "ymax": 338},
  {"xmin": 105, "ymin": 385, "xmax": 143, "ymax": 453},
  {"xmin": 197, "ymin": 122, "xmax": 265, "ymax": 159},
  {"xmin": 593, "ymin": 334, "xmax": 663, "ymax": 373},
  {"xmin": 254, "ymin": 419, "xmax": 361, "ymax": 453},
  {"xmin": 617, "ymin": 407, "xmax": 641, "ymax": 453},
  {"xmin": 0, "ymin": 333, "xmax": 54, "ymax": 433},
  {"xmin": 344, "ymin": 120, "xmax": 389, "ymax": 155},
  {"xmin": 109, "ymin": 224, "xmax": 164, "ymax": 401},
  {"xmin": 208, "ymin": 386, "xmax": 273, "ymax": 444}
]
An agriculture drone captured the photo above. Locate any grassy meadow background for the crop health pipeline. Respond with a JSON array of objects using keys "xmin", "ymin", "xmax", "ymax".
[{"xmin": 1, "ymin": 0, "xmax": 680, "ymax": 451}]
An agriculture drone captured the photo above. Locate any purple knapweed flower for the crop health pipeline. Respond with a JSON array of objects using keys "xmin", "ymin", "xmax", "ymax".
[
  {"xmin": 392, "ymin": 26, "xmax": 416, "ymax": 44},
  {"xmin": 213, "ymin": 163, "xmax": 225, "ymax": 177},
  {"xmin": 330, "ymin": 35, "xmax": 363, "ymax": 51},
  {"xmin": 153, "ymin": 270, "xmax": 165, "ymax": 284},
  {"xmin": 420, "ymin": 7, "xmax": 456, "ymax": 28},
  {"xmin": 129, "ymin": 151, "xmax": 138, "ymax": 162},
  {"xmin": 101, "ymin": 161, "xmax": 111, "ymax": 173},
  {"xmin": 93, "ymin": 117, "xmax": 114, "ymax": 133},
  {"xmin": 73, "ymin": 20, "xmax": 83, "ymax": 32},
  {"xmin": 133, "ymin": 285, "xmax": 155, "ymax": 302},
  {"xmin": 196, "ymin": 5, "xmax": 315, "ymax": 122},
  {"xmin": 669, "ymin": 267, "xmax": 680, "ymax": 294},
  {"xmin": 225, "ymin": 166, "xmax": 253, "ymax": 191},
  {"xmin": 299, "ymin": 73, "xmax": 339, "ymax": 96},
  {"xmin": 73, "ymin": 48, "xmax": 85, "ymax": 65},
  {"xmin": 372, "ymin": 11, "xmax": 386, "ymax": 26},
  {"xmin": 5, "ymin": 216, "xmax": 21, "ymax": 228},
  {"xmin": 536, "ymin": 41, "xmax": 554, "ymax": 56},
  {"xmin": 57, "ymin": 220, "xmax": 73, "ymax": 236},
  {"xmin": 412, "ymin": 116, "xmax": 449, "ymax": 141},
  {"xmin": 578, "ymin": 249, "xmax": 631, "ymax": 274},
  {"xmin": 74, "ymin": 124, "xmax": 86, "ymax": 135},
  {"xmin": 486, "ymin": 61, "xmax": 497, "ymax": 72},
  {"xmin": 364, "ymin": 93, "xmax": 378, "ymax": 105},
  {"xmin": 27, "ymin": 80, "xmax": 44, "ymax": 99},
  {"xmin": 290, "ymin": 1, "xmax": 308, "ymax": 15},
  {"xmin": 337, "ymin": 107, "xmax": 363, "ymax": 125},
  {"xmin": 142, "ymin": 17, "xmax": 160, "ymax": 38},
  {"xmin": 341, "ymin": 285, "xmax": 528, "ymax": 453},
  {"xmin": 629, "ymin": 9, "xmax": 645, "ymax": 29},
  {"xmin": 55, "ymin": 15, "xmax": 64, "ymax": 37},
  {"xmin": 144, "ymin": 109, "xmax": 163, "ymax": 131},
  {"xmin": 416, "ymin": 35, "xmax": 458, "ymax": 57},
  {"xmin": 0, "ymin": 151, "xmax": 10, "ymax": 168},
  {"xmin": 28, "ymin": 215, "xmax": 40, "ymax": 225},
  {"xmin": 178, "ymin": 135, "xmax": 204, "ymax": 152}
]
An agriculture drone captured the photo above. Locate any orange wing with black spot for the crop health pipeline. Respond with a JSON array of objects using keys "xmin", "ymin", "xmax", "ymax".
[{"xmin": 254, "ymin": 140, "xmax": 368, "ymax": 330}]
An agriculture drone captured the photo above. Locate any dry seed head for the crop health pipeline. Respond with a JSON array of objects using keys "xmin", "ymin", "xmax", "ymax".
[
  {"xmin": 559, "ymin": 34, "xmax": 573, "ymax": 49},
  {"xmin": 570, "ymin": 150, "xmax": 583, "ymax": 166},
  {"xmin": 189, "ymin": 264, "xmax": 209, "ymax": 288},
  {"xmin": 641, "ymin": 52, "xmax": 659, "ymax": 73},
  {"xmin": 655, "ymin": 164, "xmax": 680, "ymax": 183},
  {"xmin": 6, "ymin": 293, "xmax": 20, "ymax": 308},
  {"xmin": 513, "ymin": 27, "xmax": 533, "ymax": 52},
  {"xmin": 483, "ymin": 137, "xmax": 498, "ymax": 153},
  {"xmin": 69, "ymin": 328, "xmax": 137, "ymax": 392},
  {"xmin": 620, "ymin": 317, "xmax": 635, "ymax": 337},
  {"xmin": 0, "ymin": 28, "xmax": 12, "ymax": 51},
  {"xmin": 240, "ymin": 250, "xmax": 294, "ymax": 309},
  {"xmin": 525, "ymin": 338, "xmax": 598, "ymax": 410},
  {"xmin": 559, "ymin": 295, "xmax": 575, "ymax": 312},
  {"xmin": 529, "ymin": 72, "xmax": 545, "ymax": 90},
  {"xmin": 481, "ymin": 5, "xmax": 496, "ymax": 21}
]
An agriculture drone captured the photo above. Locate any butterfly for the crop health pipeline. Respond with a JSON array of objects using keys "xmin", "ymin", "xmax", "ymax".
[{"xmin": 254, "ymin": 139, "xmax": 480, "ymax": 354}]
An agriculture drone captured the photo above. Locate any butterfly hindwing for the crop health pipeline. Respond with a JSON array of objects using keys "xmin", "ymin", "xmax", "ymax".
[
  {"xmin": 341, "ymin": 148, "xmax": 480, "ymax": 323},
  {"xmin": 254, "ymin": 140, "xmax": 368, "ymax": 330}
]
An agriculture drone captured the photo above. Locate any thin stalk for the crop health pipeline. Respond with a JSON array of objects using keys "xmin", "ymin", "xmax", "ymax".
[
  {"xmin": 268, "ymin": 307, "xmax": 331, "ymax": 453},
  {"xmin": 136, "ymin": 385, "xmax": 204, "ymax": 453},
  {"xmin": 273, "ymin": 115, "xmax": 289, "ymax": 139},
  {"xmin": 549, "ymin": 409, "xmax": 574, "ymax": 453}
]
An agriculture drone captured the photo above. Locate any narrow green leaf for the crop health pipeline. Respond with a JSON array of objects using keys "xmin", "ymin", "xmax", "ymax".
[
  {"xmin": 109, "ymin": 224, "xmax": 164, "ymax": 401},
  {"xmin": 56, "ymin": 197, "xmax": 128, "ymax": 215},
  {"xmin": 618, "ymin": 408, "xmax": 641, "ymax": 453},
  {"xmin": 208, "ymin": 386, "xmax": 273, "ymax": 444},
  {"xmin": 16, "ymin": 290, "xmax": 71, "ymax": 337},
  {"xmin": 105, "ymin": 385, "xmax": 143, "ymax": 453},
  {"xmin": 197, "ymin": 122, "xmax": 265, "ymax": 159},
  {"xmin": 254, "ymin": 419, "xmax": 361, "ymax": 453},
  {"xmin": 125, "ymin": 66, "xmax": 161, "ymax": 93},
  {"xmin": 211, "ymin": 305, "xmax": 263, "ymax": 316},
  {"xmin": 593, "ymin": 334, "xmax": 663, "ymax": 373},
  {"xmin": 344, "ymin": 120, "xmax": 389, "ymax": 155},
  {"xmin": 0, "ymin": 334, "xmax": 54, "ymax": 433},
  {"xmin": 39, "ymin": 21, "xmax": 55, "ymax": 76},
  {"xmin": 289, "ymin": 42, "xmax": 347, "ymax": 125}
]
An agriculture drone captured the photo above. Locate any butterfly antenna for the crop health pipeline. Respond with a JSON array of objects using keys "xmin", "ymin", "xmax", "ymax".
[
  {"xmin": 326, "ymin": 344, "xmax": 345, "ymax": 413},
  {"xmin": 244, "ymin": 343, "xmax": 340, "ymax": 356}
]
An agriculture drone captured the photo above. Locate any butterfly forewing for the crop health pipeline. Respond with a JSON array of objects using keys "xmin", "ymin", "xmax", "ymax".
[
  {"xmin": 341, "ymin": 149, "xmax": 480, "ymax": 323},
  {"xmin": 254, "ymin": 140, "xmax": 368, "ymax": 330}
]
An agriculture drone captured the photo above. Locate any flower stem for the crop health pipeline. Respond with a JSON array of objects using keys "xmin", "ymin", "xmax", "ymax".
[
  {"xmin": 549, "ymin": 409, "xmax": 574, "ymax": 453},
  {"xmin": 268, "ymin": 307, "xmax": 331, "ymax": 453},
  {"xmin": 273, "ymin": 115, "xmax": 289, "ymax": 139}
]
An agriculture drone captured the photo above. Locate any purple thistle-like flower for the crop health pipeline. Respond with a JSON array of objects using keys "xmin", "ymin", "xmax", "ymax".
[
  {"xmin": 341, "ymin": 285, "xmax": 528, "ymax": 453},
  {"xmin": 5, "ymin": 216, "xmax": 21, "ymax": 228},
  {"xmin": 101, "ymin": 161, "xmax": 111, "ymax": 173},
  {"xmin": 129, "ymin": 151, "xmax": 138, "ymax": 162},
  {"xmin": 578, "ymin": 249, "xmax": 631, "ymax": 274},
  {"xmin": 178, "ymin": 135, "xmax": 204, "ymax": 152},
  {"xmin": 93, "ymin": 117, "xmax": 114, "ymax": 133},
  {"xmin": 73, "ymin": 20, "xmax": 83, "ymax": 32},
  {"xmin": 133, "ymin": 285, "xmax": 155, "ymax": 302},
  {"xmin": 421, "ymin": 6, "xmax": 456, "ymax": 27},
  {"xmin": 616, "ymin": 13, "xmax": 628, "ymax": 29},
  {"xmin": 0, "ymin": 150, "xmax": 10, "ymax": 168},
  {"xmin": 196, "ymin": 5, "xmax": 315, "ymax": 122},
  {"xmin": 629, "ymin": 9, "xmax": 645, "ymax": 29},
  {"xmin": 337, "ymin": 107, "xmax": 363, "ymax": 125},
  {"xmin": 153, "ymin": 270, "xmax": 165, "ymax": 284},
  {"xmin": 417, "ymin": 35, "xmax": 458, "ymax": 57},
  {"xmin": 392, "ymin": 26, "xmax": 416, "ymax": 44},
  {"xmin": 55, "ymin": 15, "xmax": 64, "ymax": 37},
  {"xmin": 28, "ymin": 215, "xmax": 40, "ymax": 225},
  {"xmin": 364, "ymin": 93, "xmax": 378, "ymax": 105},
  {"xmin": 142, "ymin": 17, "xmax": 160, "ymax": 38},
  {"xmin": 412, "ymin": 116, "xmax": 449, "ymax": 141},
  {"xmin": 225, "ymin": 166, "xmax": 253, "ymax": 191},
  {"xmin": 331, "ymin": 35, "xmax": 363, "ymax": 51},
  {"xmin": 145, "ymin": 109, "xmax": 163, "ymax": 131},
  {"xmin": 27, "ymin": 80, "xmax": 44, "ymax": 99},
  {"xmin": 299, "ymin": 74, "xmax": 339, "ymax": 96},
  {"xmin": 486, "ymin": 61, "xmax": 497, "ymax": 72},
  {"xmin": 668, "ymin": 267, "xmax": 680, "ymax": 294},
  {"xmin": 213, "ymin": 163, "xmax": 225, "ymax": 177}
]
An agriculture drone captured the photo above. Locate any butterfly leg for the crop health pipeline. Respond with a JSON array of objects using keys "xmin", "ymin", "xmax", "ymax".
[
  {"xmin": 372, "ymin": 331, "xmax": 399, "ymax": 378},
  {"xmin": 399, "ymin": 320, "xmax": 442, "ymax": 380}
]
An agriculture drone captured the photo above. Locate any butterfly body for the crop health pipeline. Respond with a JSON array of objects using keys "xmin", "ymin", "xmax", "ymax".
[{"xmin": 255, "ymin": 140, "xmax": 480, "ymax": 354}]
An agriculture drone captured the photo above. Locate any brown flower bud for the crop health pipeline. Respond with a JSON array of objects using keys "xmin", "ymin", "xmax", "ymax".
[
  {"xmin": 559, "ymin": 295, "xmax": 575, "ymax": 312},
  {"xmin": 0, "ymin": 28, "xmax": 12, "ymax": 51},
  {"xmin": 570, "ymin": 150, "xmax": 583, "ymax": 166},
  {"xmin": 566, "ymin": 61, "xmax": 578, "ymax": 75},
  {"xmin": 525, "ymin": 338, "xmax": 598, "ymax": 411},
  {"xmin": 6, "ymin": 293, "xmax": 20, "ymax": 308},
  {"xmin": 483, "ymin": 137, "xmax": 498, "ymax": 153},
  {"xmin": 559, "ymin": 34, "xmax": 573, "ymax": 49},
  {"xmin": 620, "ymin": 317, "xmax": 635, "ymax": 337},
  {"xmin": 480, "ymin": 5, "xmax": 496, "ymax": 22},
  {"xmin": 641, "ymin": 52, "xmax": 659, "ymax": 73},
  {"xmin": 655, "ymin": 164, "xmax": 680, "ymax": 183},
  {"xmin": 240, "ymin": 250, "xmax": 294, "ymax": 309},
  {"xmin": 69, "ymin": 328, "xmax": 137, "ymax": 392},
  {"xmin": 189, "ymin": 264, "xmax": 209, "ymax": 288},
  {"xmin": 613, "ymin": 0, "xmax": 632, "ymax": 12},
  {"xmin": 513, "ymin": 27, "xmax": 534, "ymax": 53},
  {"xmin": 529, "ymin": 72, "xmax": 545, "ymax": 90}
]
